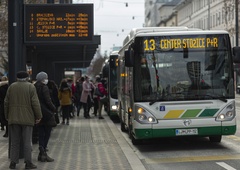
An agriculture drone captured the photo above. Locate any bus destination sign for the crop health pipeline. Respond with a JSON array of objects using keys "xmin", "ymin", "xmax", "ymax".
[
  {"xmin": 144, "ymin": 37, "xmax": 219, "ymax": 51},
  {"xmin": 24, "ymin": 4, "xmax": 93, "ymax": 43}
]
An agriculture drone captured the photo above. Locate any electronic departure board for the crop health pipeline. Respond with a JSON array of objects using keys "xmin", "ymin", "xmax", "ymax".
[{"xmin": 24, "ymin": 4, "xmax": 93, "ymax": 43}]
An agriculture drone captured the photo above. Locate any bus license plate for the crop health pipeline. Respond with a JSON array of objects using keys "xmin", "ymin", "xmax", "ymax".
[{"xmin": 176, "ymin": 129, "xmax": 198, "ymax": 136}]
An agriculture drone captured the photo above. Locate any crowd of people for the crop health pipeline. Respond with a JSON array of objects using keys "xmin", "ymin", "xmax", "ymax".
[{"xmin": 0, "ymin": 71, "xmax": 108, "ymax": 169}]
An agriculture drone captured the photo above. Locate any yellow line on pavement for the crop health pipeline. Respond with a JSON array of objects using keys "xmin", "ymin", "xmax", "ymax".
[
  {"xmin": 226, "ymin": 135, "xmax": 240, "ymax": 141},
  {"xmin": 145, "ymin": 154, "xmax": 240, "ymax": 164}
]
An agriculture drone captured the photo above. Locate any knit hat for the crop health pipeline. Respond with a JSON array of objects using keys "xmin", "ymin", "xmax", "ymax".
[
  {"xmin": 36, "ymin": 71, "xmax": 48, "ymax": 81},
  {"xmin": 17, "ymin": 71, "xmax": 29, "ymax": 79}
]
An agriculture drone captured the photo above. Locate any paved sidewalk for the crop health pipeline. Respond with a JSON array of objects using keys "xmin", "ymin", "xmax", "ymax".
[{"xmin": 0, "ymin": 110, "xmax": 146, "ymax": 170}]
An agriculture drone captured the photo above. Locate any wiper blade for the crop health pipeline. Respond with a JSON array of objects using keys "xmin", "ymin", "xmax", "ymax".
[
  {"xmin": 195, "ymin": 94, "xmax": 227, "ymax": 103},
  {"xmin": 149, "ymin": 100, "xmax": 157, "ymax": 105}
]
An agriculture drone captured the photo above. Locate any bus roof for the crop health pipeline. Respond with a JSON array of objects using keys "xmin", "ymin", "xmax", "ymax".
[
  {"xmin": 110, "ymin": 51, "xmax": 119, "ymax": 56},
  {"xmin": 123, "ymin": 27, "xmax": 229, "ymax": 46}
]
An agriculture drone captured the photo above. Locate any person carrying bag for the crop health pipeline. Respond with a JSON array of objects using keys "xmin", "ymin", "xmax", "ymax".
[{"xmin": 34, "ymin": 72, "xmax": 56, "ymax": 163}]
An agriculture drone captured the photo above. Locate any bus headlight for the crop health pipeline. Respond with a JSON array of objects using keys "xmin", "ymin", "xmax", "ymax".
[
  {"xmin": 111, "ymin": 105, "xmax": 118, "ymax": 111},
  {"xmin": 135, "ymin": 106, "xmax": 157, "ymax": 124},
  {"xmin": 216, "ymin": 102, "xmax": 235, "ymax": 121}
]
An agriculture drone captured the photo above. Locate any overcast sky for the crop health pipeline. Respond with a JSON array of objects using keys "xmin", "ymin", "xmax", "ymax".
[{"xmin": 73, "ymin": 0, "xmax": 144, "ymax": 55}]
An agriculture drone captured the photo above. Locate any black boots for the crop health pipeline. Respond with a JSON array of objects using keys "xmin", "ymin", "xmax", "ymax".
[
  {"xmin": 25, "ymin": 161, "xmax": 37, "ymax": 169},
  {"xmin": 38, "ymin": 146, "xmax": 54, "ymax": 162},
  {"xmin": 9, "ymin": 161, "xmax": 16, "ymax": 169},
  {"xmin": 9, "ymin": 161, "xmax": 37, "ymax": 169}
]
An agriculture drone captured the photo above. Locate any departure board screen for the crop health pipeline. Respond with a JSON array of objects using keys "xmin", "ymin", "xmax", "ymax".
[{"xmin": 24, "ymin": 4, "xmax": 93, "ymax": 43}]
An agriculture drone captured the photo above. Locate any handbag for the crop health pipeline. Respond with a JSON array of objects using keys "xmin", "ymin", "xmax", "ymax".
[
  {"xmin": 46, "ymin": 114, "xmax": 57, "ymax": 127},
  {"xmin": 94, "ymin": 88, "xmax": 104, "ymax": 97},
  {"xmin": 40, "ymin": 104, "xmax": 54, "ymax": 121}
]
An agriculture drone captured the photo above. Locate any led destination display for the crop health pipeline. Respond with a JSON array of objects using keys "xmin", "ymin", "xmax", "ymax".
[
  {"xmin": 143, "ymin": 37, "xmax": 219, "ymax": 51},
  {"xmin": 24, "ymin": 4, "xmax": 93, "ymax": 42}
]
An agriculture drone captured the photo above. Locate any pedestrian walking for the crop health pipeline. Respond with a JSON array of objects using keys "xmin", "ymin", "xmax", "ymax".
[
  {"xmin": 0, "ymin": 76, "xmax": 9, "ymax": 137},
  {"xmin": 4, "ymin": 71, "xmax": 42, "ymax": 169},
  {"xmin": 34, "ymin": 71, "xmax": 56, "ymax": 162},
  {"xmin": 58, "ymin": 79, "xmax": 72, "ymax": 125},
  {"xmin": 80, "ymin": 76, "xmax": 95, "ymax": 119}
]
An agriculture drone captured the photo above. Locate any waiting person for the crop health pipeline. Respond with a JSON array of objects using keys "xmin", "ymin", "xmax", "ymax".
[
  {"xmin": 96, "ymin": 77, "xmax": 108, "ymax": 119},
  {"xmin": 35, "ymin": 71, "xmax": 56, "ymax": 162},
  {"xmin": 67, "ymin": 78, "xmax": 75, "ymax": 118},
  {"xmin": 0, "ymin": 76, "xmax": 9, "ymax": 137},
  {"xmin": 58, "ymin": 79, "xmax": 72, "ymax": 125},
  {"xmin": 74, "ymin": 77, "xmax": 84, "ymax": 116},
  {"xmin": 4, "ymin": 71, "xmax": 42, "ymax": 169},
  {"xmin": 80, "ymin": 76, "xmax": 95, "ymax": 118}
]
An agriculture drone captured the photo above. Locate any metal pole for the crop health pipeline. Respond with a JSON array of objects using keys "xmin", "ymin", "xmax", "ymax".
[
  {"xmin": 8, "ymin": 0, "xmax": 24, "ymax": 84},
  {"xmin": 208, "ymin": 0, "xmax": 210, "ymax": 30},
  {"xmin": 8, "ymin": 0, "xmax": 24, "ymax": 159},
  {"xmin": 236, "ymin": 0, "xmax": 239, "ymax": 46}
]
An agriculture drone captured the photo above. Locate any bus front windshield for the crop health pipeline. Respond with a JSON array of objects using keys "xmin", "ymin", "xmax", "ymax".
[{"xmin": 134, "ymin": 34, "xmax": 234, "ymax": 102}]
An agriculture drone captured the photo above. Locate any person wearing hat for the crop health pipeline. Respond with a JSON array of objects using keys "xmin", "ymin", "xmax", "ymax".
[
  {"xmin": 4, "ymin": 71, "xmax": 42, "ymax": 169},
  {"xmin": 34, "ymin": 71, "xmax": 56, "ymax": 163}
]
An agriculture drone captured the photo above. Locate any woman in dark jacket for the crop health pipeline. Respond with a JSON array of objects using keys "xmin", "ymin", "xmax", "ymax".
[{"xmin": 35, "ymin": 72, "xmax": 56, "ymax": 162}]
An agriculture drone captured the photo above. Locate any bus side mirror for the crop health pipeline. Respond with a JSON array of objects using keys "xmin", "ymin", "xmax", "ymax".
[
  {"xmin": 233, "ymin": 47, "xmax": 240, "ymax": 63},
  {"xmin": 125, "ymin": 49, "xmax": 134, "ymax": 67},
  {"xmin": 110, "ymin": 55, "xmax": 117, "ymax": 68}
]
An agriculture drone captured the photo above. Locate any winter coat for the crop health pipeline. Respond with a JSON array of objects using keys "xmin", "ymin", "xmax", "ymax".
[
  {"xmin": 97, "ymin": 82, "xmax": 108, "ymax": 101},
  {"xmin": 74, "ymin": 82, "xmax": 82, "ymax": 102},
  {"xmin": 58, "ymin": 87, "xmax": 72, "ymax": 106},
  {"xmin": 35, "ymin": 81, "xmax": 56, "ymax": 125},
  {"xmin": 0, "ymin": 81, "xmax": 8, "ymax": 126},
  {"xmin": 4, "ymin": 80, "xmax": 42, "ymax": 126},
  {"xmin": 80, "ymin": 81, "xmax": 95, "ymax": 103},
  {"xmin": 47, "ymin": 80, "xmax": 60, "ymax": 108}
]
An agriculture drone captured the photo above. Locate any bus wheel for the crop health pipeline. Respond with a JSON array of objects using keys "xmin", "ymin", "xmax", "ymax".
[
  {"xmin": 209, "ymin": 135, "xmax": 222, "ymax": 143},
  {"xmin": 129, "ymin": 131, "xmax": 142, "ymax": 145},
  {"xmin": 121, "ymin": 121, "xmax": 127, "ymax": 132}
]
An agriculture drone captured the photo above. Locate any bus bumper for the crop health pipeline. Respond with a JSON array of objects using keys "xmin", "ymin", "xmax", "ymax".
[{"xmin": 132, "ymin": 118, "xmax": 236, "ymax": 139}]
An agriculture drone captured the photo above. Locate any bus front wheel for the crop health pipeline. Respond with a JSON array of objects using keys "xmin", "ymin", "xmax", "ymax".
[
  {"xmin": 121, "ymin": 121, "xmax": 127, "ymax": 132},
  {"xmin": 209, "ymin": 135, "xmax": 222, "ymax": 143},
  {"xmin": 129, "ymin": 130, "xmax": 142, "ymax": 145}
]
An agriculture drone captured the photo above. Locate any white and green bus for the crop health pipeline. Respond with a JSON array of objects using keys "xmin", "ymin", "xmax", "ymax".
[
  {"xmin": 102, "ymin": 51, "xmax": 119, "ymax": 119},
  {"xmin": 117, "ymin": 27, "xmax": 240, "ymax": 145}
]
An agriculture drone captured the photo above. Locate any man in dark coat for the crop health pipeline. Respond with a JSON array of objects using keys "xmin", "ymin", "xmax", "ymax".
[{"xmin": 4, "ymin": 71, "xmax": 42, "ymax": 169}]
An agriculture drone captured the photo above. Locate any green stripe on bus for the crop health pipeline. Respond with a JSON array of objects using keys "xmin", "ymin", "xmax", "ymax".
[
  {"xmin": 199, "ymin": 109, "xmax": 219, "ymax": 117},
  {"xmin": 181, "ymin": 109, "xmax": 202, "ymax": 118}
]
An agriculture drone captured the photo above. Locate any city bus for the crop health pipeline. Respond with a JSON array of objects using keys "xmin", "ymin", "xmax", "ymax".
[
  {"xmin": 117, "ymin": 27, "xmax": 240, "ymax": 145},
  {"xmin": 102, "ymin": 51, "xmax": 119, "ymax": 119}
]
